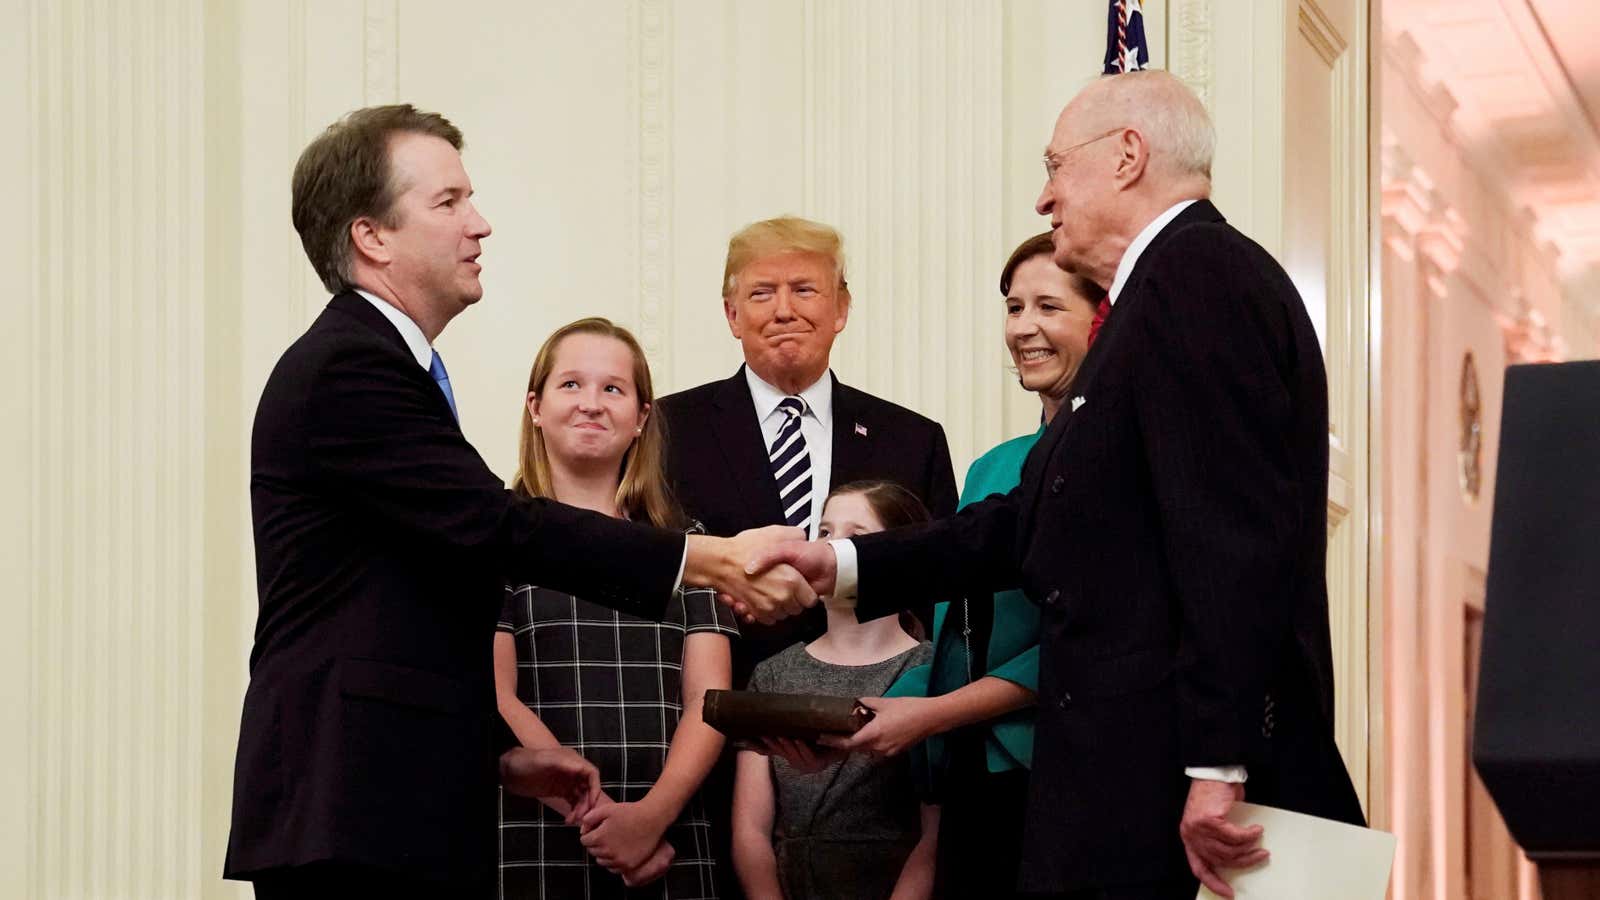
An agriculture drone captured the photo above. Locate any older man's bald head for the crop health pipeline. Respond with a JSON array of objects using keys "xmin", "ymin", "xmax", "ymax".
[{"xmin": 1058, "ymin": 70, "xmax": 1214, "ymax": 184}]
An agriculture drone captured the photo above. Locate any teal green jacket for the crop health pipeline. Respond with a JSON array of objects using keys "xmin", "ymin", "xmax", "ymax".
[{"xmin": 887, "ymin": 426, "xmax": 1043, "ymax": 787}]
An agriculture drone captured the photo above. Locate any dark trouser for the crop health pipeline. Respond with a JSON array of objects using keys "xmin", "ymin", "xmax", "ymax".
[
  {"xmin": 250, "ymin": 862, "xmax": 459, "ymax": 900},
  {"xmin": 1033, "ymin": 876, "xmax": 1198, "ymax": 900},
  {"xmin": 932, "ymin": 742, "xmax": 1030, "ymax": 899}
]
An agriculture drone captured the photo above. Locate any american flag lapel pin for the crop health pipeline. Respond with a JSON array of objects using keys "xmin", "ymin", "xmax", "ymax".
[{"xmin": 854, "ymin": 422, "xmax": 868, "ymax": 437}]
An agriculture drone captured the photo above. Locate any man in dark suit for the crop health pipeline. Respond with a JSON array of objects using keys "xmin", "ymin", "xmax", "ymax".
[
  {"xmin": 658, "ymin": 216, "xmax": 956, "ymax": 900},
  {"xmin": 657, "ymin": 216, "xmax": 957, "ymax": 687},
  {"xmin": 747, "ymin": 72, "xmax": 1364, "ymax": 899},
  {"xmin": 224, "ymin": 105, "xmax": 812, "ymax": 899}
]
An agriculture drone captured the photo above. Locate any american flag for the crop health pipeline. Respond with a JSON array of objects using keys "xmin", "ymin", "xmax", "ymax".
[{"xmin": 1103, "ymin": 0, "xmax": 1150, "ymax": 74}]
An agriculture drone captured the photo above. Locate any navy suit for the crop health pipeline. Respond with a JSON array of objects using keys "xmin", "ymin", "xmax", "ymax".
[
  {"xmin": 658, "ymin": 366, "xmax": 958, "ymax": 685},
  {"xmin": 850, "ymin": 202, "xmax": 1364, "ymax": 895},
  {"xmin": 225, "ymin": 292, "xmax": 684, "ymax": 892}
]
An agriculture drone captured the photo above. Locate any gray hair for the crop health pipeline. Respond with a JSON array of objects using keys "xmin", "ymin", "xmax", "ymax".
[{"xmin": 1088, "ymin": 70, "xmax": 1214, "ymax": 182}]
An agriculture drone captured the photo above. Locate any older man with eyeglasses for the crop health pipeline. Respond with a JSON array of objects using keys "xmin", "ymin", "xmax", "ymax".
[{"xmin": 745, "ymin": 71, "xmax": 1365, "ymax": 900}]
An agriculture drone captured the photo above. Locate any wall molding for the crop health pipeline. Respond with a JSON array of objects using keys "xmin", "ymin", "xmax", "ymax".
[
  {"xmin": 1169, "ymin": 0, "xmax": 1214, "ymax": 111},
  {"xmin": 24, "ymin": 0, "xmax": 210, "ymax": 895},
  {"xmin": 362, "ymin": 0, "xmax": 398, "ymax": 105},
  {"xmin": 629, "ymin": 0, "xmax": 670, "ymax": 359}
]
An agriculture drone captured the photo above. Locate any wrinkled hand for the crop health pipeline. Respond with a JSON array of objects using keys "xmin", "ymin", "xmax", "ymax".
[
  {"xmin": 498, "ymin": 746, "xmax": 601, "ymax": 825},
  {"xmin": 1179, "ymin": 779, "xmax": 1267, "ymax": 898},
  {"xmin": 817, "ymin": 696, "xmax": 933, "ymax": 758},
  {"xmin": 726, "ymin": 538, "xmax": 839, "ymax": 623},
  {"xmin": 756, "ymin": 737, "xmax": 845, "ymax": 774},
  {"xmin": 580, "ymin": 799, "xmax": 672, "ymax": 874},
  {"xmin": 705, "ymin": 526, "xmax": 818, "ymax": 624}
]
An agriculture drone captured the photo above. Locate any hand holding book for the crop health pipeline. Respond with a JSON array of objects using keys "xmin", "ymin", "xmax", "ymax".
[{"xmin": 703, "ymin": 689, "xmax": 874, "ymax": 743}]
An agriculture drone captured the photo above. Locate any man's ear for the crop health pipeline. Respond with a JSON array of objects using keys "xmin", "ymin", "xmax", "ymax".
[
  {"xmin": 1114, "ymin": 128, "xmax": 1151, "ymax": 188},
  {"xmin": 724, "ymin": 297, "xmax": 743, "ymax": 339},
  {"xmin": 833, "ymin": 287, "xmax": 851, "ymax": 335},
  {"xmin": 350, "ymin": 217, "xmax": 391, "ymax": 267}
]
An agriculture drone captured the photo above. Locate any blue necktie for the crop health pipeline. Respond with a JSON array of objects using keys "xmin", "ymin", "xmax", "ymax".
[{"xmin": 429, "ymin": 350, "xmax": 459, "ymax": 422}]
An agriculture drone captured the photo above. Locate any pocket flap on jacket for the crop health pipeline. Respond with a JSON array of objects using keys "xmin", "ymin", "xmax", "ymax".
[{"xmin": 340, "ymin": 657, "xmax": 471, "ymax": 715}]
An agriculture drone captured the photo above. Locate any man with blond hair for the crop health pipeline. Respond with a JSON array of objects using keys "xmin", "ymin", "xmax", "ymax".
[
  {"xmin": 658, "ymin": 215, "xmax": 956, "ymax": 898},
  {"xmin": 748, "ymin": 72, "xmax": 1364, "ymax": 899},
  {"xmin": 660, "ymin": 215, "xmax": 956, "ymax": 684}
]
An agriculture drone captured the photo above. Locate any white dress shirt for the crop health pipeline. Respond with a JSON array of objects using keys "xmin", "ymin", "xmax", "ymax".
[
  {"xmin": 830, "ymin": 197, "xmax": 1244, "ymax": 783},
  {"xmin": 357, "ymin": 289, "xmax": 433, "ymax": 369},
  {"xmin": 1106, "ymin": 199, "xmax": 1197, "ymax": 306},
  {"xmin": 744, "ymin": 366, "xmax": 833, "ymax": 540}
]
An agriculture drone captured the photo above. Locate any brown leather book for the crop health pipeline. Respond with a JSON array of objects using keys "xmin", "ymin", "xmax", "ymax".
[{"xmin": 702, "ymin": 689, "xmax": 874, "ymax": 741}]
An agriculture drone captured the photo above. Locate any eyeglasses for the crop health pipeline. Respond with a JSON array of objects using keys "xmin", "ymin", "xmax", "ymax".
[{"xmin": 1042, "ymin": 128, "xmax": 1124, "ymax": 180}]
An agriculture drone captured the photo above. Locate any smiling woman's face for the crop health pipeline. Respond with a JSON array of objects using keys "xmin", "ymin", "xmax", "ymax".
[
  {"xmin": 1004, "ymin": 254, "xmax": 1100, "ymax": 405},
  {"xmin": 528, "ymin": 332, "xmax": 646, "ymax": 469}
]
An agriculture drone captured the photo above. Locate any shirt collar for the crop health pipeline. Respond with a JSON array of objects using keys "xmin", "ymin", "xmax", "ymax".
[
  {"xmin": 1107, "ymin": 199, "xmax": 1198, "ymax": 306},
  {"xmin": 355, "ymin": 288, "xmax": 433, "ymax": 370},
  {"xmin": 744, "ymin": 366, "xmax": 834, "ymax": 426}
]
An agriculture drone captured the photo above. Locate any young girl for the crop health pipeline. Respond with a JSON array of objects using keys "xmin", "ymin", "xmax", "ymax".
[
  {"xmin": 495, "ymin": 317, "xmax": 738, "ymax": 899},
  {"xmin": 730, "ymin": 481, "xmax": 938, "ymax": 900}
]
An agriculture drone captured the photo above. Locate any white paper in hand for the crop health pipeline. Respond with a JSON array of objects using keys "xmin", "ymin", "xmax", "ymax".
[{"xmin": 1195, "ymin": 802, "xmax": 1395, "ymax": 900}]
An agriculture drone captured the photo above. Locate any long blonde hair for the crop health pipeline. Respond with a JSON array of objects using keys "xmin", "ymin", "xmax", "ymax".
[{"xmin": 511, "ymin": 317, "xmax": 686, "ymax": 530}]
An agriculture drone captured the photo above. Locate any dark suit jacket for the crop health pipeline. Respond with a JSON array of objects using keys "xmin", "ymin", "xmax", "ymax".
[
  {"xmin": 658, "ymin": 366, "xmax": 957, "ymax": 685},
  {"xmin": 224, "ymin": 292, "xmax": 684, "ymax": 889},
  {"xmin": 851, "ymin": 201, "xmax": 1364, "ymax": 893}
]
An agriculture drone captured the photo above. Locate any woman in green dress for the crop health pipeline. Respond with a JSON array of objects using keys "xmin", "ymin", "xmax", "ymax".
[{"xmin": 832, "ymin": 232, "xmax": 1103, "ymax": 897}]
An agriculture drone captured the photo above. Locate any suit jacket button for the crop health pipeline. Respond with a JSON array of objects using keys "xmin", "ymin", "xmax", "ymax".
[
  {"xmin": 1051, "ymin": 475, "xmax": 1065, "ymax": 495},
  {"xmin": 1058, "ymin": 691, "xmax": 1073, "ymax": 709}
]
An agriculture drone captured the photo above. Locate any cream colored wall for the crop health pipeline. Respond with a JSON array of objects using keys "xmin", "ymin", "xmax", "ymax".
[{"xmin": 4, "ymin": 2, "xmax": 1320, "ymax": 897}]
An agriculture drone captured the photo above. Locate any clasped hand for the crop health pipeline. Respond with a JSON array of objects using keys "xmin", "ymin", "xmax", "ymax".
[
  {"xmin": 579, "ymin": 796, "xmax": 676, "ymax": 887},
  {"xmin": 689, "ymin": 526, "xmax": 836, "ymax": 624}
]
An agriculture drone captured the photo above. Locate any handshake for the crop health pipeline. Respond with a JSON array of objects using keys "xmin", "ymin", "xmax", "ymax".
[{"xmin": 683, "ymin": 525, "xmax": 843, "ymax": 624}]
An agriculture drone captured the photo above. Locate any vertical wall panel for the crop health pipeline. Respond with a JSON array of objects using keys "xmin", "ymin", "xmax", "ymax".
[
  {"xmin": 1, "ymin": 0, "xmax": 35, "ymax": 891},
  {"xmin": 21, "ymin": 0, "xmax": 210, "ymax": 895},
  {"xmin": 797, "ymin": 0, "xmax": 1006, "ymax": 479}
]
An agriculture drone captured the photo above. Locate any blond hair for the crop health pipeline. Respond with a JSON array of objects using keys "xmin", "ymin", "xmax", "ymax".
[
  {"xmin": 722, "ymin": 215, "xmax": 848, "ymax": 298},
  {"xmin": 511, "ymin": 318, "xmax": 686, "ymax": 530}
]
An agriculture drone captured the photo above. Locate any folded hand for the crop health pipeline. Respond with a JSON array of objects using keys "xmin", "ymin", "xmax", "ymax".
[
  {"xmin": 613, "ymin": 839, "xmax": 675, "ymax": 887},
  {"xmin": 498, "ymin": 746, "xmax": 601, "ymax": 824},
  {"xmin": 580, "ymin": 798, "xmax": 672, "ymax": 874}
]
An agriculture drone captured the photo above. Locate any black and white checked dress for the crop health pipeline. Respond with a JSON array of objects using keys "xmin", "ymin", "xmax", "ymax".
[{"xmin": 496, "ymin": 579, "xmax": 739, "ymax": 899}]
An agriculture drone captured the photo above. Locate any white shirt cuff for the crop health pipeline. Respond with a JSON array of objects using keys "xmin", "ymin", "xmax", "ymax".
[
  {"xmin": 827, "ymin": 538, "xmax": 859, "ymax": 610},
  {"xmin": 1186, "ymin": 765, "xmax": 1248, "ymax": 784},
  {"xmin": 671, "ymin": 540, "xmax": 687, "ymax": 594}
]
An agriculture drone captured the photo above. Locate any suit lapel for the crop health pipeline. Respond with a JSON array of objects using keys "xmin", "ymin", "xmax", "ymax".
[
  {"xmin": 828, "ymin": 376, "xmax": 873, "ymax": 491},
  {"xmin": 708, "ymin": 367, "xmax": 787, "ymax": 526},
  {"xmin": 1018, "ymin": 200, "xmax": 1227, "ymax": 536},
  {"xmin": 326, "ymin": 291, "xmax": 461, "ymax": 429}
]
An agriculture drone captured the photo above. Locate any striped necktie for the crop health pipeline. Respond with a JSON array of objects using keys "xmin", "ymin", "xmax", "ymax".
[
  {"xmin": 429, "ymin": 350, "xmax": 459, "ymax": 423},
  {"xmin": 769, "ymin": 396, "xmax": 813, "ymax": 534}
]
